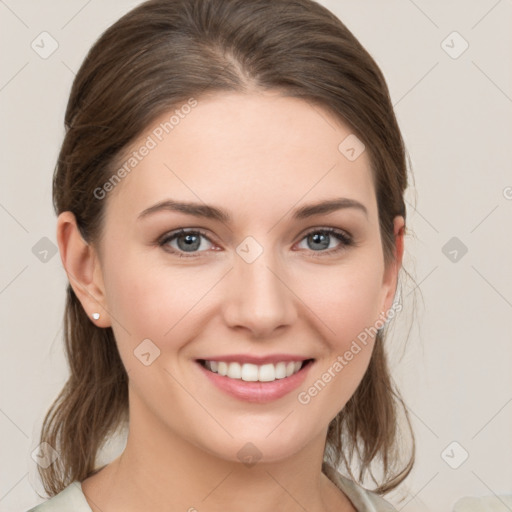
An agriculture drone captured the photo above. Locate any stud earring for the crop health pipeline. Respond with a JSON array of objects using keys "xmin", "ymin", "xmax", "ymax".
[{"xmin": 92, "ymin": 313, "xmax": 100, "ymax": 320}]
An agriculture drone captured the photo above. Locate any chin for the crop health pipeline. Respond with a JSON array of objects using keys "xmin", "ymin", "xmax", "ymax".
[{"xmin": 188, "ymin": 420, "xmax": 320, "ymax": 467}]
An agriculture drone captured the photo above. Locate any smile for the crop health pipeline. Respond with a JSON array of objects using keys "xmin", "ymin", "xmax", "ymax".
[
  {"xmin": 199, "ymin": 359, "xmax": 312, "ymax": 382},
  {"xmin": 196, "ymin": 357, "xmax": 315, "ymax": 403}
]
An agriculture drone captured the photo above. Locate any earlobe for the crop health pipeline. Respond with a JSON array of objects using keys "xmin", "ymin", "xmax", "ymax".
[{"xmin": 56, "ymin": 211, "xmax": 111, "ymax": 327}]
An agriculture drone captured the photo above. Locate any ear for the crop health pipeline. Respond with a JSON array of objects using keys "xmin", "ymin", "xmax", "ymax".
[
  {"xmin": 56, "ymin": 211, "xmax": 111, "ymax": 327},
  {"xmin": 379, "ymin": 215, "xmax": 405, "ymax": 320}
]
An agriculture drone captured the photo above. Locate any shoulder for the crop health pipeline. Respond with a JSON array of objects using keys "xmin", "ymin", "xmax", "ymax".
[
  {"xmin": 26, "ymin": 482, "xmax": 92, "ymax": 512},
  {"xmin": 323, "ymin": 464, "xmax": 398, "ymax": 512}
]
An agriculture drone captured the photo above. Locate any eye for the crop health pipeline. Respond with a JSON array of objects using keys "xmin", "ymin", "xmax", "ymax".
[
  {"xmin": 157, "ymin": 227, "xmax": 354, "ymax": 258},
  {"xmin": 158, "ymin": 228, "xmax": 215, "ymax": 257},
  {"xmin": 296, "ymin": 228, "xmax": 353, "ymax": 256}
]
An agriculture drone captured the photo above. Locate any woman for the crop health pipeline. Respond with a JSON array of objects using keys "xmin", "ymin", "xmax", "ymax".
[{"xmin": 28, "ymin": 0, "xmax": 415, "ymax": 510}]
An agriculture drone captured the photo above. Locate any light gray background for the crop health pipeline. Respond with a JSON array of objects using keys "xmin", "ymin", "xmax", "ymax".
[{"xmin": 1, "ymin": 1, "xmax": 511, "ymax": 511}]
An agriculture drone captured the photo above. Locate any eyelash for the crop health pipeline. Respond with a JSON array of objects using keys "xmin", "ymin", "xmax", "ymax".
[{"xmin": 157, "ymin": 227, "xmax": 354, "ymax": 259}]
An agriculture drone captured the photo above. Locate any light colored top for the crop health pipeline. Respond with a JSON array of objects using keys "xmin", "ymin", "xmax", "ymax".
[{"xmin": 26, "ymin": 468, "xmax": 397, "ymax": 512}]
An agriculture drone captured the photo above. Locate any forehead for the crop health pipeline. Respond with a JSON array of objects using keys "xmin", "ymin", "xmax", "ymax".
[{"xmin": 105, "ymin": 91, "xmax": 377, "ymax": 225}]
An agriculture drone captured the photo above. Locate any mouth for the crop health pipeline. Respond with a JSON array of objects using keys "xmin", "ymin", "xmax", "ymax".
[
  {"xmin": 197, "ymin": 358, "xmax": 314, "ymax": 383},
  {"xmin": 195, "ymin": 357, "xmax": 315, "ymax": 403}
]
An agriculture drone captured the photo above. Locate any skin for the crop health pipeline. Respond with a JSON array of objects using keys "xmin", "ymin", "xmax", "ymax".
[{"xmin": 57, "ymin": 90, "xmax": 404, "ymax": 512}]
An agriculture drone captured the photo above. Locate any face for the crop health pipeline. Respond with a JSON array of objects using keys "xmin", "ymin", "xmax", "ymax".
[{"xmin": 78, "ymin": 91, "xmax": 403, "ymax": 463}]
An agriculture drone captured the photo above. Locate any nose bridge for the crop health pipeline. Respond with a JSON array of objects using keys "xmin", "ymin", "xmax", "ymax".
[{"xmin": 222, "ymin": 238, "xmax": 297, "ymax": 336}]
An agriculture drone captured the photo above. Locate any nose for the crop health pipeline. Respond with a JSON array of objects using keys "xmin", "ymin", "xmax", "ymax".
[{"xmin": 221, "ymin": 249, "xmax": 298, "ymax": 338}]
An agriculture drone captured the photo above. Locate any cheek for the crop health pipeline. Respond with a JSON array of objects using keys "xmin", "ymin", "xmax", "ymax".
[
  {"xmin": 103, "ymin": 251, "xmax": 219, "ymax": 348},
  {"xmin": 292, "ymin": 258, "xmax": 385, "ymax": 348},
  {"xmin": 291, "ymin": 257, "xmax": 384, "ymax": 414}
]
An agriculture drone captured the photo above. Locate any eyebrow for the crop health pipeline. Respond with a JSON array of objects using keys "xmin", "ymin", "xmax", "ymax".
[{"xmin": 137, "ymin": 197, "xmax": 368, "ymax": 222}]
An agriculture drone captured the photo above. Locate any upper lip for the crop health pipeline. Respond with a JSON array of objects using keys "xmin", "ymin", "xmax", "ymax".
[{"xmin": 197, "ymin": 354, "xmax": 314, "ymax": 365}]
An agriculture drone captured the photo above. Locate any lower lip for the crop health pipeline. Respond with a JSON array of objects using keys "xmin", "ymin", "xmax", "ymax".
[{"xmin": 196, "ymin": 361, "xmax": 313, "ymax": 403}]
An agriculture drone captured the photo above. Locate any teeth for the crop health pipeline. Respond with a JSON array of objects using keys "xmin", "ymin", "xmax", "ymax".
[
  {"xmin": 227, "ymin": 362, "xmax": 242, "ymax": 379},
  {"xmin": 241, "ymin": 363, "xmax": 259, "ymax": 381},
  {"xmin": 258, "ymin": 364, "xmax": 275, "ymax": 382},
  {"xmin": 218, "ymin": 362, "xmax": 228, "ymax": 376},
  {"xmin": 203, "ymin": 360, "xmax": 306, "ymax": 382},
  {"xmin": 275, "ymin": 362, "xmax": 287, "ymax": 379}
]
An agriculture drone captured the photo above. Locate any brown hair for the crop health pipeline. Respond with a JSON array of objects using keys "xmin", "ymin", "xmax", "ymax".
[{"xmin": 39, "ymin": 0, "xmax": 415, "ymax": 497}]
